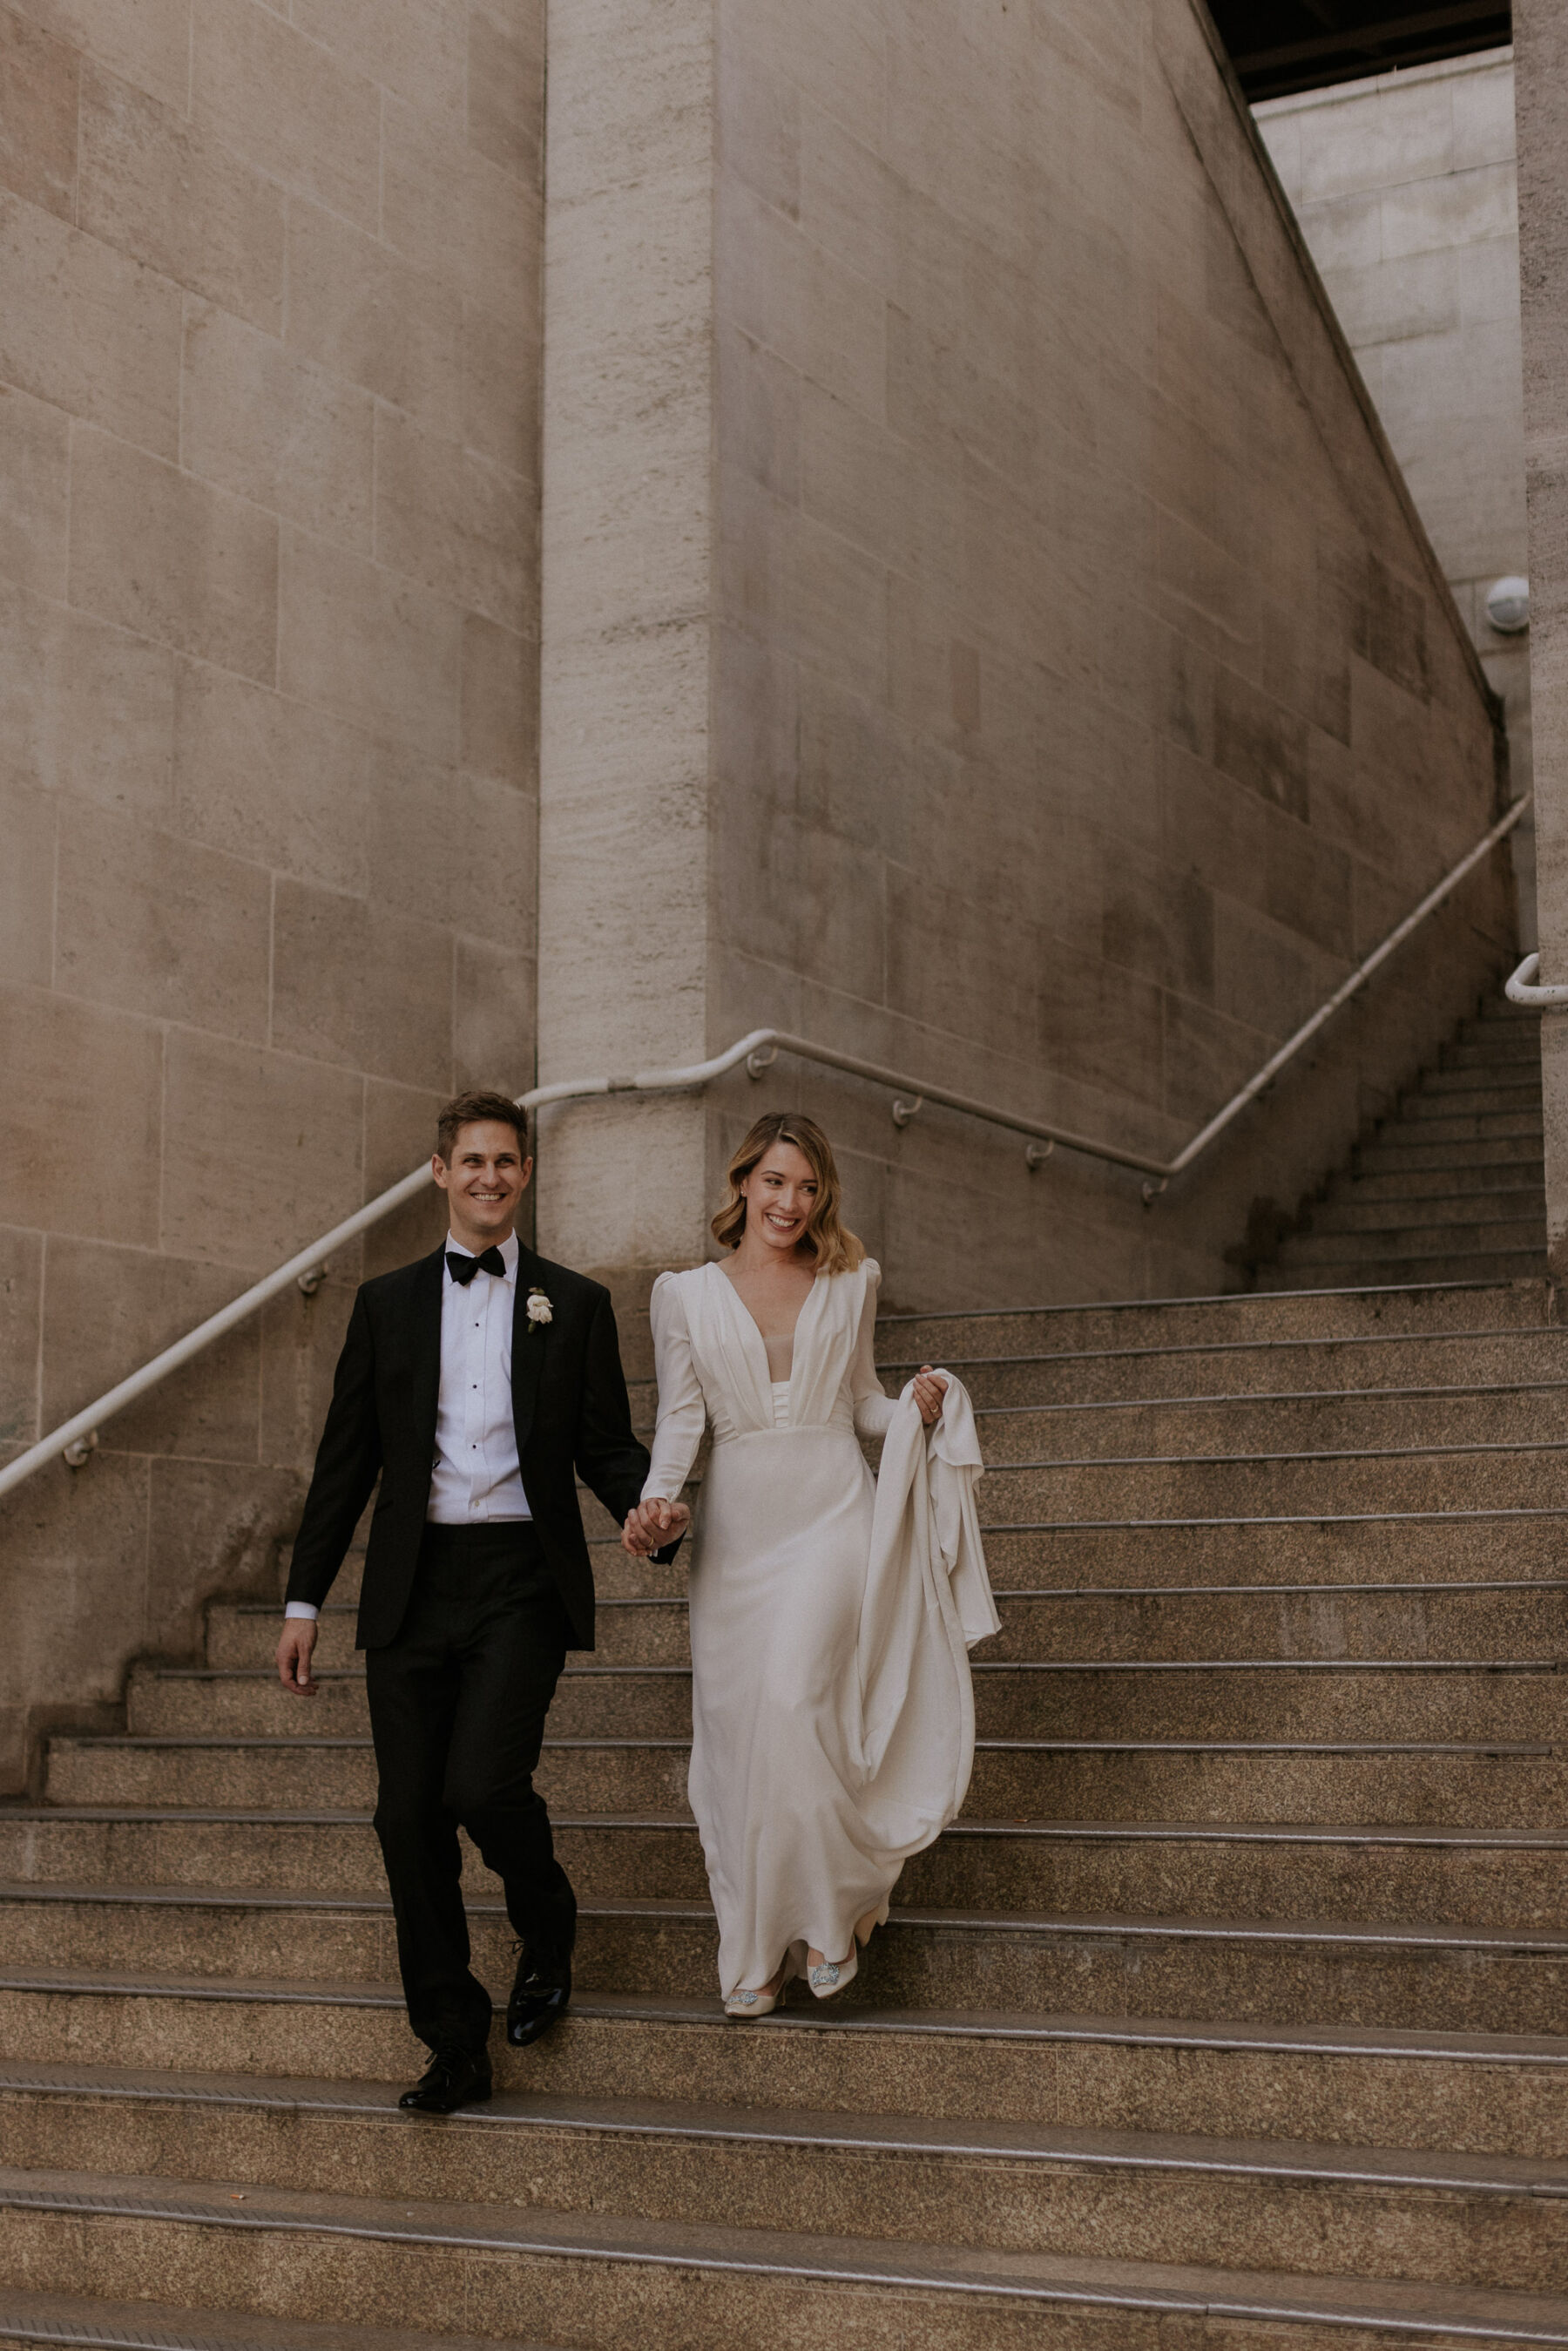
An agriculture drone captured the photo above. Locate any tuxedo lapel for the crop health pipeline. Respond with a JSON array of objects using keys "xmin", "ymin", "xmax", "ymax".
[
  {"xmin": 409, "ymin": 1246, "xmax": 447, "ymax": 1455},
  {"xmin": 510, "ymin": 1247, "xmax": 545, "ymax": 1456}
]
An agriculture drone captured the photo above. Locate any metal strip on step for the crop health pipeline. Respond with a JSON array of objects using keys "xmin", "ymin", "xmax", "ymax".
[
  {"xmin": 976, "ymin": 1379, "xmax": 1568, "ymax": 1413},
  {"xmin": 2, "ymin": 2178, "xmax": 1565, "ymax": 2339},
  {"xmin": 882, "ymin": 1322, "xmax": 1565, "ymax": 1372}
]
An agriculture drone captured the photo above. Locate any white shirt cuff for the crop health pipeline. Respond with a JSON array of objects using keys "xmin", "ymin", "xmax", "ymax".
[{"xmin": 284, "ymin": 1602, "xmax": 319, "ymax": 1620}]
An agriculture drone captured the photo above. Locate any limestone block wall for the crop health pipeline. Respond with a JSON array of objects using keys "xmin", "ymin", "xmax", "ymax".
[
  {"xmin": 537, "ymin": 0, "xmax": 1513, "ymax": 1324},
  {"xmin": 679, "ymin": 0, "xmax": 1514, "ymax": 1311},
  {"xmin": 1255, "ymin": 50, "xmax": 1534, "ymax": 934},
  {"xmin": 1514, "ymin": 0, "xmax": 1568, "ymax": 1276},
  {"xmin": 0, "ymin": 0, "xmax": 543, "ymax": 1790}
]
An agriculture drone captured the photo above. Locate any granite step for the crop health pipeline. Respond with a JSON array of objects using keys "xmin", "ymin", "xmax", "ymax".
[
  {"xmin": 211, "ymin": 1600, "xmax": 696, "ymax": 1672},
  {"xmin": 5, "ymin": 2163, "xmax": 1564, "ymax": 2349},
  {"xmin": 43, "ymin": 1736, "xmax": 693, "ymax": 1818},
  {"xmin": 6, "ymin": 1889, "xmax": 1568, "ymax": 2035},
  {"xmin": 3, "ymin": 2059, "xmax": 1568, "ymax": 2291},
  {"xmin": 1441, "ymin": 1036, "xmax": 1541, "ymax": 1071},
  {"xmin": 3, "ymin": 1975, "xmax": 1568, "ymax": 2159},
  {"xmin": 1326, "ymin": 1161, "xmax": 1544, "ymax": 1202},
  {"xmin": 1390, "ymin": 1090, "xmax": 1542, "ymax": 1126},
  {"xmin": 878, "ymin": 1279, "xmax": 1558, "ymax": 1360},
  {"xmin": 886, "ymin": 1331, "xmax": 1568, "ymax": 1410},
  {"xmin": 284, "ymin": 1542, "xmax": 686, "ymax": 1611},
  {"xmin": 44, "ymin": 1729, "xmax": 1568, "ymax": 1829},
  {"xmin": 1283, "ymin": 1220, "xmax": 1545, "ymax": 1263},
  {"xmin": 979, "ymin": 1512, "xmax": 1568, "ymax": 1587},
  {"xmin": 976, "ymin": 1383, "xmax": 1568, "ymax": 1455},
  {"xmin": 1261, "ymin": 1250, "xmax": 1546, "ymax": 1289},
  {"xmin": 977, "ymin": 1440, "xmax": 1568, "ymax": 1518},
  {"xmin": 125, "ymin": 1658, "xmax": 1568, "ymax": 1742},
  {"xmin": 0, "ymin": 2287, "xmax": 563, "ymax": 2351},
  {"xmin": 8, "ymin": 1807, "xmax": 1568, "ymax": 1929},
  {"xmin": 40, "ymin": 1725, "xmax": 1568, "ymax": 1826},
  {"xmin": 1352, "ymin": 1133, "xmax": 1546, "ymax": 1174},
  {"xmin": 1411, "ymin": 1067, "xmax": 1542, "ymax": 1100},
  {"xmin": 1308, "ymin": 1185, "xmax": 1545, "ymax": 1231},
  {"xmin": 206, "ymin": 1582, "xmax": 1568, "ymax": 1670},
  {"xmin": 1438, "ymin": 1054, "xmax": 1541, "ymax": 1085},
  {"xmin": 1350, "ymin": 1121, "xmax": 1545, "ymax": 1157}
]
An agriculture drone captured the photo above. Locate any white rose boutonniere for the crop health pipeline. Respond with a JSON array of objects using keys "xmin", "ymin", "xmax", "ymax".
[{"xmin": 525, "ymin": 1288, "xmax": 553, "ymax": 1334}]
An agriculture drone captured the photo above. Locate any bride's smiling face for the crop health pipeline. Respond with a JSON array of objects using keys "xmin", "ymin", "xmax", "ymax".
[{"xmin": 740, "ymin": 1142, "xmax": 819, "ymax": 1257}]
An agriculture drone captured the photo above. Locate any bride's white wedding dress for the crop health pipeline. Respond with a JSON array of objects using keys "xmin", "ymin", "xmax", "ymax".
[{"xmin": 643, "ymin": 1257, "xmax": 999, "ymax": 1996}]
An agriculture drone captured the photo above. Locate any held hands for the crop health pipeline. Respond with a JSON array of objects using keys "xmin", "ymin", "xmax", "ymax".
[
  {"xmin": 275, "ymin": 1618, "xmax": 320, "ymax": 1698},
  {"xmin": 621, "ymin": 1377, "xmax": 945, "ymax": 1557},
  {"xmin": 622, "ymin": 1496, "xmax": 693, "ymax": 1556}
]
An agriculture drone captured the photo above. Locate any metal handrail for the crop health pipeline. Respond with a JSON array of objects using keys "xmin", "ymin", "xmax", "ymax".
[
  {"xmin": 0, "ymin": 795, "xmax": 1528, "ymax": 1501},
  {"xmin": 1506, "ymin": 952, "xmax": 1568, "ymax": 1006}
]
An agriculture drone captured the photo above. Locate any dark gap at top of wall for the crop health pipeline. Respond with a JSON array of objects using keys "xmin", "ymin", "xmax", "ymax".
[{"xmin": 1211, "ymin": 1, "xmax": 1511, "ymax": 102}]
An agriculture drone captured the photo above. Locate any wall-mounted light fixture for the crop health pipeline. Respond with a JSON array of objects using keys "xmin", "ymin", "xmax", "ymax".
[{"xmin": 1484, "ymin": 576, "xmax": 1530, "ymax": 633}]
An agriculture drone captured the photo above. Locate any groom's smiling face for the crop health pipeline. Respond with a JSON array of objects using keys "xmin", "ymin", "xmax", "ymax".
[{"xmin": 433, "ymin": 1119, "xmax": 532, "ymax": 1249}]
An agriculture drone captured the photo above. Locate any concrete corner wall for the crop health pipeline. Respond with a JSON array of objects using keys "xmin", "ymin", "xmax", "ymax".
[
  {"xmin": 535, "ymin": 0, "xmax": 716, "ymax": 1304},
  {"xmin": 1512, "ymin": 0, "xmax": 1568, "ymax": 1272},
  {"xmin": 536, "ymin": 0, "xmax": 1513, "ymax": 1323},
  {"xmin": 1254, "ymin": 48, "xmax": 1534, "ymax": 941},
  {"xmin": 0, "ymin": 0, "xmax": 544, "ymax": 1790}
]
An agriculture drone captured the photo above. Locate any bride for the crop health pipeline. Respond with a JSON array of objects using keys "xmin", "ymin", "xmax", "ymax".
[{"xmin": 623, "ymin": 1111, "xmax": 997, "ymax": 2016}]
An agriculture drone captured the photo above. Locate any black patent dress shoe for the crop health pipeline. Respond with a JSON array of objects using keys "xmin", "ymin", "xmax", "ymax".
[
  {"xmin": 507, "ymin": 1948, "xmax": 571, "ymax": 2047},
  {"xmin": 398, "ymin": 2046, "xmax": 493, "ymax": 2113}
]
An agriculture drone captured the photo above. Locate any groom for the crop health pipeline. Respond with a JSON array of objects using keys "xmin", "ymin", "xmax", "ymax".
[{"xmin": 275, "ymin": 1089, "xmax": 686, "ymax": 2114}]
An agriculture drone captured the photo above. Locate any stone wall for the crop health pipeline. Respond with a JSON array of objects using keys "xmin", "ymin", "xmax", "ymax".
[
  {"xmin": 537, "ymin": 0, "xmax": 1515, "ymax": 1326},
  {"xmin": 0, "ymin": 0, "xmax": 1520, "ymax": 1787},
  {"xmin": 1513, "ymin": 0, "xmax": 1568, "ymax": 1275},
  {"xmin": 0, "ymin": 0, "xmax": 544, "ymax": 1790},
  {"xmin": 1254, "ymin": 49, "xmax": 1534, "ymax": 936}
]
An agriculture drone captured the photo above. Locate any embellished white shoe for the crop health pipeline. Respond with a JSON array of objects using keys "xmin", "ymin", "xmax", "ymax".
[
  {"xmin": 724, "ymin": 1983, "xmax": 781, "ymax": 2018},
  {"xmin": 724, "ymin": 1962, "xmax": 790, "ymax": 2019},
  {"xmin": 807, "ymin": 1900, "xmax": 889, "ymax": 1999},
  {"xmin": 807, "ymin": 1947, "xmax": 857, "ymax": 1999}
]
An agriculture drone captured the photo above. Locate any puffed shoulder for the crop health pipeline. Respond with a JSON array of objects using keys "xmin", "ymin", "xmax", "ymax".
[
  {"xmin": 651, "ymin": 1265, "xmax": 705, "ymax": 1294},
  {"xmin": 648, "ymin": 1266, "xmax": 702, "ymax": 1322}
]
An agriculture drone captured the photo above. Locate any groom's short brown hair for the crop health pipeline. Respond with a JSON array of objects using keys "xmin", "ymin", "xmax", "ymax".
[{"xmin": 436, "ymin": 1089, "xmax": 529, "ymax": 1163}]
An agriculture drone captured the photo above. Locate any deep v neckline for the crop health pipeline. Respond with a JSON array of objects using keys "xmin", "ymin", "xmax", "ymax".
[{"xmin": 713, "ymin": 1259, "xmax": 823, "ymax": 1386}]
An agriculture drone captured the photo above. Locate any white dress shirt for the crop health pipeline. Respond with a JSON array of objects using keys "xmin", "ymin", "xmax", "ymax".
[
  {"xmin": 285, "ymin": 1230, "xmax": 531, "ymax": 1622},
  {"xmin": 428, "ymin": 1229, "xmax": 531, "ymax": 1524}
]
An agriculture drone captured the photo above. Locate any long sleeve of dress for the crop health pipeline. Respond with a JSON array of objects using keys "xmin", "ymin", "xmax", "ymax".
[
  {"xmin": 643, "ymin": 1272, "xmax": 709, "ymax": 1501},
  {"xmin": 850, "ymin": 1261, "xmax": 898, "ymax": 1440}
]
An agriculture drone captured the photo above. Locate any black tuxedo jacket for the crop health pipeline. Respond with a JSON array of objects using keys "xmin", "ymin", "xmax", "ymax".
[{"xmin": 285, "ymin": 1243, "xmax": 658, "ymax": 1651}]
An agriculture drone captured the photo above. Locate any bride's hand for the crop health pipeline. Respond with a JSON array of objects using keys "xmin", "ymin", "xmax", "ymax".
[
  {"xmin": 912, "ymin": 1366, "xmax": 948, "ymax": 1426},
  {"xmin": 622, "ymin": 1497, "xmax": 692, "ymax": 1555}
]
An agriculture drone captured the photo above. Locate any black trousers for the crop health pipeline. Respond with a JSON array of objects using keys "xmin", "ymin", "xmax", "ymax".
[{"xmin": 365, "ymin": 1521, "xmax": 576, "ymax": 2054}]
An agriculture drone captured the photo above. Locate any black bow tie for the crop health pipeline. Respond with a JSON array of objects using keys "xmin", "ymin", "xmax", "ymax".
[{"xmin": 447, "ymin": 1247, "xmax": 506, "ymax": 1286}]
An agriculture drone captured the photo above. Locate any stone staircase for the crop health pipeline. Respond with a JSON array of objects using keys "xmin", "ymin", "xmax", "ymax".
[
  {"xmin": 3, "ymin": 1002, "xmax": 1567, "ymax": 2346},
  {"xmin": 1264, "ymin": 996, "xmax": 1546, "ymax": 1290}
]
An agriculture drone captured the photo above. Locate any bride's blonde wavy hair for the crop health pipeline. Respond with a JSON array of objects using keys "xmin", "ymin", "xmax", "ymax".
[{"xmin": 712, "ymin": 1113, "xmax": 864, "ymax": 1276}]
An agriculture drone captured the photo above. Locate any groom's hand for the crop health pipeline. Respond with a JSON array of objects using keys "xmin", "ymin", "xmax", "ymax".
[
  {"xmin": 622, "ymin": 1497, "xmax": 692, "ymax": 1555},
  {"xmin": 276, "ymin": 1618, "xmax": 320, "ymax": 1697}
]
